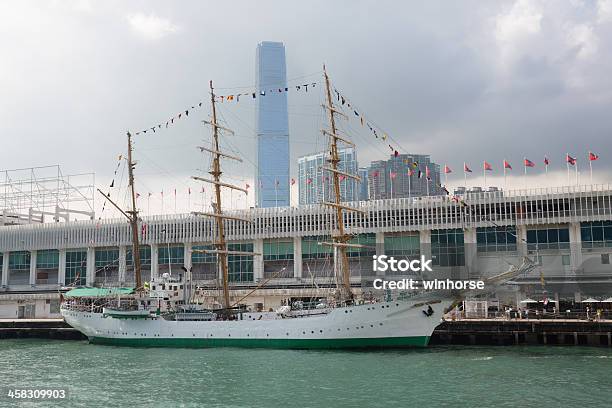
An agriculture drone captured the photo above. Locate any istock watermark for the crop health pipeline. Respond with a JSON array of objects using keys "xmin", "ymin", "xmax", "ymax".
[
  {"xmin": 372, "ymin": 278, "xmax": 485, "ymax": 290},
  {"xmin": 370, "ymin": 254, "xmax": 485, "ymax": 291},
  {"xmin": 372, "ymin": 255, "xmax": 433, "ymax": 273}
]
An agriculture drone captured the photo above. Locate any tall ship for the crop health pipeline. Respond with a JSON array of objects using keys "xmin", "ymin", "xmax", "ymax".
[{"xmin": 61, "ymin": 68, "xmax": 527, "ymax": 348}]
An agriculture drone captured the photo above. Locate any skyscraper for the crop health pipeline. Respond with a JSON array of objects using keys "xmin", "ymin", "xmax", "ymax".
[
  {"xmin": 298, "ymin": 148, "xmax": 359, "ymax": 205},
  {"xmin": 255, "ymin": 42, "xmax": 290, "ymax": 207},
  {"xmin": 358, "ymin": 167, "xmax": 369, "ymax": 201},
  {"xmin": 368, "ymin": 154, "xmax": 443, "ymax": 199}
]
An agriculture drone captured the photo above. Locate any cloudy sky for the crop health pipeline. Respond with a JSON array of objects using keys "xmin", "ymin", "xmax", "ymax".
[{"xmin": 1, "ymin": 0, "xmax": 611, "ymax": 218}]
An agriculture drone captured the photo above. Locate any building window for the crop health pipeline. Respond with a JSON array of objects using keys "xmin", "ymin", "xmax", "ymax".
[
  {"xmin": 192, "ymin": 245, "xmax": 218, "ymax": 281},
  {"xmin": 602, "ymin": 254, "xmax": 610, "ymax": 265},
  {"xmin": 526, "ymin": 227, "xmax": 570, "ymax": 251},
  {"xmin": 127, "ymin": 246, "xmax": 152, "ymax": 267},
  {"xmin": 8, "ymin": 251, "xmax": 31, "ymax": 285},
  {"xmin": 346, "ymin": 234, "xmax": 377, "ymax": 277},
  {"xmin": 431, "ymin": 229, "xmax": 465, "ymax": 267},
  {"xmin": 9, "ymin": 251, "xmax": 30, "ymax": 271},
  {"xmin": 581, "ymin": 221, "xmax": 612, "ymax": 248},
  {"xmin": 384, "ymin": 233, "xmax": 420, "ymax": 258},
  {"xmin": 65, "ymin": 250, "xmax": 87, "ymax": 286},
  {"xmin": 37, "ymin": 250, "xmax": 59, "ymax": 269},
  {"xmin": 228, "ymin": 243, "xmax": 253, "ymax": 283},
  {"xmin": 562, "ymin": 254, "xmax": 570, "ymax": 266},
  {"xmin": 477, "ymin": 227, "xmax": 517, "ymax": 252},
  {"xmin": 263, "ymin": 240, "xmax": 293, "ymax": 278},
  {"xmin": 36, "ymin": 250, "xmax": 59, "ymax": 285},
  {"xmin": 301, "ymin": 236, "xmax": 333, "ymax": 278},
  {"xmin": 302, "ymin": 236, "xmax": 333, "ymax": 260},
  {"xmin": 158, "ymin": 245, "xmax": 184, "ymax": 265}
]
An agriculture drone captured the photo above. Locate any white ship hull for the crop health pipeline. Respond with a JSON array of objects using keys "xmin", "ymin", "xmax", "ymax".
[{"xmin": 62, "ymin": 298, "xmax": 452, "ymax": 349}]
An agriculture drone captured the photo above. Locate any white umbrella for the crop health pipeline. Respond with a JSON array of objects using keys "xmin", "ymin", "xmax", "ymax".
[
  {"xmin": 539, "ymin": 299, "xmax": 558, "ymax": 303},
  {"xmin": 601, "ymin": 297, "xmax": 612, "ymax": 303},
  {"xmin": 581, "ymin": 297, "xmax": 600, "ymax": 303},
  {"xmin": 520, "ymin": 298, "xmax": 538, "ymax": 304}
]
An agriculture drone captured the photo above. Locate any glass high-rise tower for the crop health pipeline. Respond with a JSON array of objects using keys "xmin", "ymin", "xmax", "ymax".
[{"xmin": 256, "ymin": 42, "xmax": 290, "ymax": 207}]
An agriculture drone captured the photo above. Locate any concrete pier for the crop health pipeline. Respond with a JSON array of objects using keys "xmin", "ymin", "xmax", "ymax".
[
  {"xmin": 431, "ymin": 319, "xmax": 612, "ymax": 347},
  {"xmin": 0, "ymin": 319, "xmax": 86, "ymax": 340}
]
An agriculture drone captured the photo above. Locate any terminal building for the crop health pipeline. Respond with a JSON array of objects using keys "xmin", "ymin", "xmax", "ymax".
[{"xmin": 1, "ymin": 184, "xmax": 611, "ymax": 318}]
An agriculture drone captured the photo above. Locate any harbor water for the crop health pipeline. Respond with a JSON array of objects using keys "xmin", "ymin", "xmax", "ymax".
[{"xmin": 1, "ymin": 339, "xmax": 611, "ymax": 407}]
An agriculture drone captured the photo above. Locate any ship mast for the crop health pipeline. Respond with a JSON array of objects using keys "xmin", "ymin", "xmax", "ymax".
[
  {"xmin": 126, "ymin": 132, "xmax": 143, "ymax": 290},
  {"xmin": 321, "ymin": 65, "xmax": 365, "ymax": 304},
  {"xmin": 96, "ymin": 132, "xmax": 143, "ymax": 290},
  {"xmin": 191, "ymin": 80, "xmax": 254, "ymax": 311}
]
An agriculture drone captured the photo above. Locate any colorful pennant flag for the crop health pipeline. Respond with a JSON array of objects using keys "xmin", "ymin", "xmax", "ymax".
[{"xmin": 524, "ymin": 158, "xmax": 535, "ymax": 167}]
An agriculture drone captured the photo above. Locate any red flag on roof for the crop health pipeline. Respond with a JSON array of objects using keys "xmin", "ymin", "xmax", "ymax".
[
  {"xmin": 544, "ymin": 157, "xmax": 550, "ymax": 166},
  {"xmin": 425, "ymin": 166, "xmax": 431, "ymax": 180},
  {"xmin": 589, "ymin": 152, "xmax": 599, "ymax": 161},
  {"xmin": 464, "ymin": 163, "xmax": 472, "ymax": 173},
  {"xmin": 291, "ymin": 178, "xmax": 296, "ymax": 185},
  {"xmin": 524, "ymin": 158, "xmax": 535, "ymax": 167},
  {"xmin": 390, "ymin": 171, "xmax": 397, "ymax": 179},
  {"xmin": 484, "ymin": 161, "xmax": 493, "ymax": 171},
  {"xmin": 372, "ymin": 171, "xmax": 379, "ymax": 178},
  {"xmin": 408, "ymin": 168, "xmax": 414, "ymax": 176},
  {"xmin": 503, "ymin": 160, "xmax": 512, "ymax": 170},
  {"xmin": 443, "ymin": 165, "xmax": 452, "ymax": 174},
  {"xmin": 566, "ymin": 154, "xmax": 577, "ymax": 165},
  {"xmin": 306, "ymin": 178, "xmax": 312, "ymax": 185}
]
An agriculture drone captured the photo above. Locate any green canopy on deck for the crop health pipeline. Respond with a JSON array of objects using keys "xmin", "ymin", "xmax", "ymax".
[{"xmin": 64, "ymin": 287, "xmax": 135, "ymax": 298}]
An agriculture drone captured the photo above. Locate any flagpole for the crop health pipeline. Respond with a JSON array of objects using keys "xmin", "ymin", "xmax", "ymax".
[
  {"xmin": 566, "ymin": 153, "xmax": 570, "ymax": 186},
  {"xmin": 444, "ymin": 164, "xmax": 448, "ymax": 185},
  {"xmin": 523, "ymin": 158, "xmax": 527, "ymax": 189},
  {"xmin": 408, "ymin": 171, "xmax": 411, "ymax": 198},
  {"xmin": 575, "ymin": 161, "xmax": 579, "ymax": 186},
  {"xmin": 464, "ymin": 163, "xmax": 467, "ymax": 190},
  {"xmin": 483, "ymin": 162, "xmax": 486, "ymax": 187},
  {"xmin": 147, "ymin": 194, "xmax": 150, "ymax": 215},
  {"xmin": 589, "ymin": 156, "xmax": 593, "ymax": 185},
  {"xmin": 503, "ymin": 160, "xmax": 507, "ymax": 191},
  {"xmin": 389, "ymin": 169, "xmax": 393, "ymax": 199}
]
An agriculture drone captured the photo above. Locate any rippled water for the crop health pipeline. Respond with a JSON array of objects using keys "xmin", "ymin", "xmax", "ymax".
[{"xmin": 1, "ymin": 339, "xmax": 611, "ymax": 407}]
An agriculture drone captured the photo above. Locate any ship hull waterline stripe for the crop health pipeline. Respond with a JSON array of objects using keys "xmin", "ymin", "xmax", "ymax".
[{"xmin": 88, "ymin": 335, "xmax": 431, "ymax": 349}]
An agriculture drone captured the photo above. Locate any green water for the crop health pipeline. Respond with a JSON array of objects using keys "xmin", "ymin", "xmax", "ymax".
[{"xmin": 1, "ymin": 340, "xmax": 611, "ymax": 407}]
